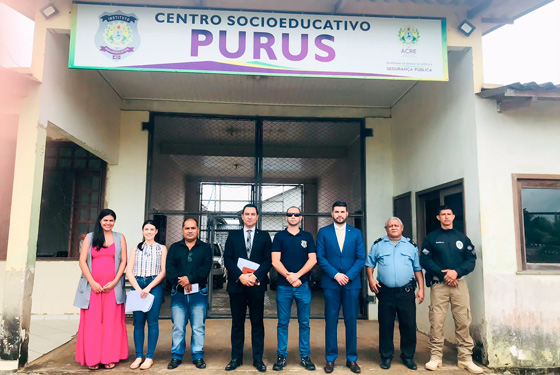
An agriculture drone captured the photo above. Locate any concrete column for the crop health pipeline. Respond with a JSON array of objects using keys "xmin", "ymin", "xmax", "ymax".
[
  {"xmin": 105, "ymin": 111, "xmax": 150, "ymax": 247},
  {"xmin": 364, "ymin": 117, "xmax": 394, "ymax": 320},
  {"xmin": 0, "ymin": 87, "xmax": 46, "ymax": 370}
]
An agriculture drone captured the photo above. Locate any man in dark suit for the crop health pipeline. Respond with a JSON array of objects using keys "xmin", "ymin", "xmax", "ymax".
[
  {"xmin": 317, "ymin": 201, "xmax": 366, "ymax": 374},
  {"xmin": 224, "ymin": 203, "xmax": 272, "ymax": 372}
]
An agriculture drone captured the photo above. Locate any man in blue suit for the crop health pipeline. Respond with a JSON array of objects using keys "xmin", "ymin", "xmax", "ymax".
[{"xmin": 317, "ymin": 201, "xmax": 366, "ymax": 374}]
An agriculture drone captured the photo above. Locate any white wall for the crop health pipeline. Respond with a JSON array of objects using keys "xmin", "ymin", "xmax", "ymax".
[
  {"xmin": 364, "ymin": 118, "xmax": 394, "ymax": 320},
  {"xmin": 31, "ymin": 262, "xmax": 82, "ymax": 315},
  {"xmin": 105, "ymin": 111, "xmax": 150, "ymax": 254},
  {"xmin": 391, "ymin": 49, "xmax": 486, "ymax": 347},
  {"xmin": 39, "ymin": 32, "xmax": 121, "ymax": 164},
  {"xmin": 475, "ymin": 97, "xmax": 560, "ymax": 368}
]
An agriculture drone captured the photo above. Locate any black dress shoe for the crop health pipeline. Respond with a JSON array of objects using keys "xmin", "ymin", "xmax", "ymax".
[
  {"xmin": 225, "ymin": 358, "xmax": 243, "ymax": 371},
  {"xmin": 346, "ymin": 360, "xmax": 361, "ymax": 374},
  {"xmin": 324, "ymin": 361, "xmax": 335, "ymax": 373},
  {"xmin": 402, "ymin": 358, "xmax": 417, "ymax": 370},
  {"xmin": 168, "ymin": 359, "xmax": 182, "ymax": 369},
  {"xmin": 193, "ymin": 358, "xmax": 206, "ymax": 369},
  {"xmin": 300, "ymin": 356, "xmax": 316, "ymax": 371},
  {"xmin": 380, "ymin": 358, "xmax": 392, "ymax": 370},
  {"xmin": 253, "ymin": 360, "xmax": 267, "ymax": 372},
  {"xmin": 273, "ymin": 355, "xmax": 287, "ymax": 371}
]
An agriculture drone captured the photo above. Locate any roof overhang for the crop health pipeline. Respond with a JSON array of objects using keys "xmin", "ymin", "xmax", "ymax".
[{"xmin": 477, "ymin": 82, "xmax": 560, "ymax": 112}]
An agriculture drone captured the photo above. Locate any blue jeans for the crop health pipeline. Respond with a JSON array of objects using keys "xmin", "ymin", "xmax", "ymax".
[
  {"xmin": 170, "ymin": 287, "xmax": 208, "ymax": 360},
  {"xmin": 132, "ymin": 276, "xmax": 163, "ymax": 359},
  {"xmin": 276, "ymin": 282, "xmax": 311, "ymax": 358}
]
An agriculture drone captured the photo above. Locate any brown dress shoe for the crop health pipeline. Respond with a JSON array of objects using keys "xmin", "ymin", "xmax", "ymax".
[{"xmin": 324, "ymin": 361, "xmax": 335, "ymax": 373}]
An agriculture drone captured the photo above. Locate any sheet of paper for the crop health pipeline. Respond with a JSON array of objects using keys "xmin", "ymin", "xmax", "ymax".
[
  {"xmin": 237, "ymin": 258, "xmax": 261, "ymax": 285},
  {"xmin": 184, "ymin": 283, "xmax": 199, "ymax": 295},
  {"xmin": 125, "ymin": 290, "xmax": 154, "ymax": 313},
  {"xmin": 237, "ymin": 258, "xmax": 260, "ymax": 273}
]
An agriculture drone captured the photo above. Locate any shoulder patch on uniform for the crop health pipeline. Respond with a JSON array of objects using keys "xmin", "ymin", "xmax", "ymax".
[
  {"xmin": 374, "ymin": 238, "xmax": 383, "ymax": 244},
  {"xmin": 407, "ymin": 238, "xmax": 417, "ymax": 247}
]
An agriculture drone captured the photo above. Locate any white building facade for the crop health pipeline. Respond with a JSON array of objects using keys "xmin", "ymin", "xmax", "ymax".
[{"xmin": 1, "ymin": 0, "xmax": 559, "ymax": 370}]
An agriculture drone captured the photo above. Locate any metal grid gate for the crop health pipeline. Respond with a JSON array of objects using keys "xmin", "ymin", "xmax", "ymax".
[{"xmin": 146, "ymin": 114, "xmax": 365, "ymax": 318}]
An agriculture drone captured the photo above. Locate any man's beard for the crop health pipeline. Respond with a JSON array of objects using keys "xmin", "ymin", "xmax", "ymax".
[{"xmin": 333, "ymin": 216, "xmax": 347, "ymax": 224}]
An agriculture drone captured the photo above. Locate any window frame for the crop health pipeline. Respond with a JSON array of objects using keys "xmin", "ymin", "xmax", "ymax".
[{"xmin": 513, "ymin": 174, "xmax": 560, "ymax": 272}]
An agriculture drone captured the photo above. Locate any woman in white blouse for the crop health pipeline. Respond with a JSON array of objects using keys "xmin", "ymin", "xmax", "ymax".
[{"xmin": 126, "ymin": 220, "xmax": 167, "ymax": 370}]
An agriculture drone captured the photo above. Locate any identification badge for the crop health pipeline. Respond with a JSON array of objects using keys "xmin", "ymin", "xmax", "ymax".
[{"xmin": 301, "ymin": 240, "xmax": 307, "ymax": 248}]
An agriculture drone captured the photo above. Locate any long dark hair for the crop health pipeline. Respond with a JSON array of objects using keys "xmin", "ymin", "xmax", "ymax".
[
  {"xmin": 137, "ymin": 220, "xmax": 158, "ymax": 251},
  {"xmin": 92, "ymin": 209, "xmax": 117, "ymax": 250}
]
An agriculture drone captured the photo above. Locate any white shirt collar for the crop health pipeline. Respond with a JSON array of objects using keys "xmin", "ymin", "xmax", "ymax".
[{"xmin": 334, "ymin": 222, "xmax": 346, "ymax": 231}]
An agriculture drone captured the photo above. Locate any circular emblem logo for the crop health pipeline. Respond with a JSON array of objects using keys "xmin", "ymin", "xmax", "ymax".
[{"xmin": 456, "ymin": 240, "xmax": 464, "ymax": 250}]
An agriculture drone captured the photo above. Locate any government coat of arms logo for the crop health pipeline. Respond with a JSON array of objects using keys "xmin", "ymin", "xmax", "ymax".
[
  {"xmin": 94, "ymin": 11, "xmax": 140, "ymax": 60},
  {"xmin": 398, "ymin": 26, "xmax": 420, "ymax": 45}
]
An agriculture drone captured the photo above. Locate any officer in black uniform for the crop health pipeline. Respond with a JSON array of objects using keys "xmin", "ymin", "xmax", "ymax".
[{"xmin": 420, "ymin": 205, "xmax": 482, "ymax": 374}]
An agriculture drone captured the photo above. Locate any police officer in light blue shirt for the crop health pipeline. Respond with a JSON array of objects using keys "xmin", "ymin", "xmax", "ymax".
[{"xmin": 366, "ymin": 217, "xmax": 424, "ymax": 371}]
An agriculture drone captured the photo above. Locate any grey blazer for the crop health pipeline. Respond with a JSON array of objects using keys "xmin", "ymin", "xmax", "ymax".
[{"xmin": 73, "ymin": 232, "xmax": 126, "ymax": 309}]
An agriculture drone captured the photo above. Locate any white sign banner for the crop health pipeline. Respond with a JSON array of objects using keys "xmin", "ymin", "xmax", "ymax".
[{"xmin": 70, "ymin": 3, "xmax": 448, "ymax": 81}]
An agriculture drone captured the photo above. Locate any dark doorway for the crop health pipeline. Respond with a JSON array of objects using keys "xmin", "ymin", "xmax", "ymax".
[
  {"xmin": 416, "ymin": 181, "xmax": 464, "ymax": 247},
  {"xmin": 393, "ymin": 193, "xmax": 412, "ymax": 239},
  {"xmin": 146, "ymin": 114, "xmax": 366, "ymax": 318}
]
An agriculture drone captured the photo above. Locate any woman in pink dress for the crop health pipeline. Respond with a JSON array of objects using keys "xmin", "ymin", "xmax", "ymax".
[{"xmin": 74, "ymin": 209, "xmax": 129, "ymax": 370}]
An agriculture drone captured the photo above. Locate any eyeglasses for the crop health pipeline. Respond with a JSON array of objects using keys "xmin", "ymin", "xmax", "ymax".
[{"xmin": 286, "ymin": 213, "xmax": 301, "ymax": 217}]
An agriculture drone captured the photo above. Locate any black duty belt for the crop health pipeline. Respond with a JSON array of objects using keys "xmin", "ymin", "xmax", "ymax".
[{"xmin": 379, "ymin": 281, "xmax": 415, "ymax": 293}]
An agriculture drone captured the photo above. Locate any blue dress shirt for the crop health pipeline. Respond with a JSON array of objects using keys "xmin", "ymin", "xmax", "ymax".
[{"xmin": 365, "ymin": 236, "xmax": 421, "ymax": 288}]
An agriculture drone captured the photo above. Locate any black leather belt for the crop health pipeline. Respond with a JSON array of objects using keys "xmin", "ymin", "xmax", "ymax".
[{"xmin": 379, "ymin": 281, "xmax": 415, "ymax": 293}]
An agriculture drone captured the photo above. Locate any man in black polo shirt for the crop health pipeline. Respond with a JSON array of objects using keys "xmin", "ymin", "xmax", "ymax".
[
  {"xmin": 271, "ymin": 206, "xmax": 317, "ymax": 371},
  {"xmin": 166, "ymin": 218, "xmax": 212, "ymax": 370}
]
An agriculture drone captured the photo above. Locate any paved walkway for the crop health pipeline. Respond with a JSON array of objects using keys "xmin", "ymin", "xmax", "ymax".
[
  {"xmin": 21, "ymin": 318, "xmax": 492, "ymax": 374},
  {"xmin": 28, "ymin": 316, "xmax": 79, "ymax": 363}
]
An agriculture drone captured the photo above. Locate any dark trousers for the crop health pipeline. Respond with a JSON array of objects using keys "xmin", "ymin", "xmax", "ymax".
[
  {"xmin": 229, "ymin": 290, "xmax": 265, "ymax": 361},
  {"xmin": 377, "ymin": 288, "xmax": 417, "ymax": 360}
]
